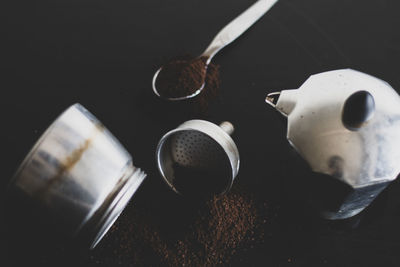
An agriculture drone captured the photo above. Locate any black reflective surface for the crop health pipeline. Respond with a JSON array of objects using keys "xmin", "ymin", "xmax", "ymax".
[{"xmin": 1, "ymin": 0, "xmax": 400, "ymax": 266}]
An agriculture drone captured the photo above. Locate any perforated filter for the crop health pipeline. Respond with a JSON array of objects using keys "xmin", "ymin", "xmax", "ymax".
[
  {"xmin": 170, "ymin": 131, "xmax": 226, "ymax": 169},
  {"xmin": 156, "ymin": 120, "xmax": 240, "ymax": 196}
]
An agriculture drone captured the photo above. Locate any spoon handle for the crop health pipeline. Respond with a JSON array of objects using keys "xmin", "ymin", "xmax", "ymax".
[{"xmin": 202, "ymin": 0, "xmax": 278, "ymax": 61}]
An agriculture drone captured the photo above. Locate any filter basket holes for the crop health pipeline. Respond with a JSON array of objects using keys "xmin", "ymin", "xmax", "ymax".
[{"xmin": 161, "ymin": 130, "xmax": 232, "ymax": 196}]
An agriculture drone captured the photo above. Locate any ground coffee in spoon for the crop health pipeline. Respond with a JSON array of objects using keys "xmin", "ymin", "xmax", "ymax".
[
  {"xmin": 156, "ymin": 56, "xmax": 207, "ymax": 98},
  {"xmin": 155, "ymin": 55, "xmax": 221, "ymax": 112}
]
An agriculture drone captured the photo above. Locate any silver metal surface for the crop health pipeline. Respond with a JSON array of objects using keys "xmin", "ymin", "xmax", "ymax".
[
  {"xmin": 266, "ymin": 69, "xmax": 400, "ymax": 219},
  {"xmin": 202, "ymin": 0, "xmax": 278, "ymax": 61},
  {"xmin": 153, "ymin": 0, "xmax": 279, "ymax": 101},
  {"xmin": 156, "ymin": 120, "xmax": 240, "ymax": 195},
  {"xmin": 8, "ymin": 104, "xmax": 146, "ymax": 249}
]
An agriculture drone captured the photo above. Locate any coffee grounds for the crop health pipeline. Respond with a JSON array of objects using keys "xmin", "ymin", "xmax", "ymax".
[
  {"xmin": 195, "ymin": 62, "xmax": 220, "ymax": 113},
  {"xmin": 156, "ymin": 57, "xmax": 207, "ymax": 98},
  {"xmin": 155, "ymin": 55, "xmax": 221, "ymax": 113},
  {"xmin": 172, "ymin": 163, "xmax": 231, "ymax": 198},
  {"xmin": 93, "ymin": 186, "xmax": 268, "ymax": 266}
]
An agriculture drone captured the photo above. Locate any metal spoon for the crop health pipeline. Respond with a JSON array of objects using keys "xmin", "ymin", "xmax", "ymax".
[{"xmin": 152, "ymin": 0, "xmax": 279, "ymax": 101}]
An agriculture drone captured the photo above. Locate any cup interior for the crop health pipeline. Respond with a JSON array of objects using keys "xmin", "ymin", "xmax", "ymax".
[{"xmin": 158, "ymin": 129, "xmax": 232, "ymax": 197}]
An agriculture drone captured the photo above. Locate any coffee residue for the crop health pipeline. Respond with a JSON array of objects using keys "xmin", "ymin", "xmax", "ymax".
[
  {"xmin": 155, "ymin": 55, "xmax": 221, "ymax": 113},
  {"xmin": 156, "ymin": 57, "xmax": 207, "ymax": 98},
  {"xmin": 93, "ymin": 187, "xmax": 268, "ymax": 266}
]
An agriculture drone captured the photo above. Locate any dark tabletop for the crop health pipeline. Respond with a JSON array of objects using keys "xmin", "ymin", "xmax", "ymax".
[{"xmin": 1, "ymin": 0, "xmax": 400, "ymax": 266}]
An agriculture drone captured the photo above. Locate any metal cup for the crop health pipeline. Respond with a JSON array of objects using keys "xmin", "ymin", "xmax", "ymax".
[{"xmin": 8, "ymin": 103, "xmax": 146, "ymax": 249}]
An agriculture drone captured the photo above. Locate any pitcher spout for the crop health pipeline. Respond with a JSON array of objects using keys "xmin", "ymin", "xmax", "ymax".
[
  {"xmin": 265, "ymin": 92, "xmax": 281, "ymax": 108},
  {"xmin": 265, "ymin": 89, "xmax": 299, "ymax": 117}
]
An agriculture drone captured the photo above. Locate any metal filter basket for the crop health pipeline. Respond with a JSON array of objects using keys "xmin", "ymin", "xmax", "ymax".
[
  {"xmin": 8, "ymin": 104, "xmax": 146, "ymax": 249},
  {"xmin": 156, "ymin": 120, "xmax": 240, "ymax": 196}
]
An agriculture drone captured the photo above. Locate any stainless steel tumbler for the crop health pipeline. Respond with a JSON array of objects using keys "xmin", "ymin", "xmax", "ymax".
[{"xmin": 8, "ymin": 103, "xmax": 146, "ymax": 249}]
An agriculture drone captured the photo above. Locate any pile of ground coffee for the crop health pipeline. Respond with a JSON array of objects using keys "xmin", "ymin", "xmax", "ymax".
[
  {"xmin": 195, "ymin": 61, "xmax": 220, "ymax": 113},
  {"xmin": 156, "ymin": 57, "xmax": 207, "ymax": 98},
  {"xmin": 160, "ymin": 192, "xmax": 260, "ymax": 266},
  {"xmin": 155, "ymin": 55, "xmax": 221, "ymax": 113},
  {"xmin": 93, "ymin": 186, "xmax": 268, "ymax": 266}
]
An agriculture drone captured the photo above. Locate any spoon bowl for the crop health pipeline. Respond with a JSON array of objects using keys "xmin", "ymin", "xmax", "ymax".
[{"xmin": 152, "ymin": 61, "xmax": 207, "ymax": 101}]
